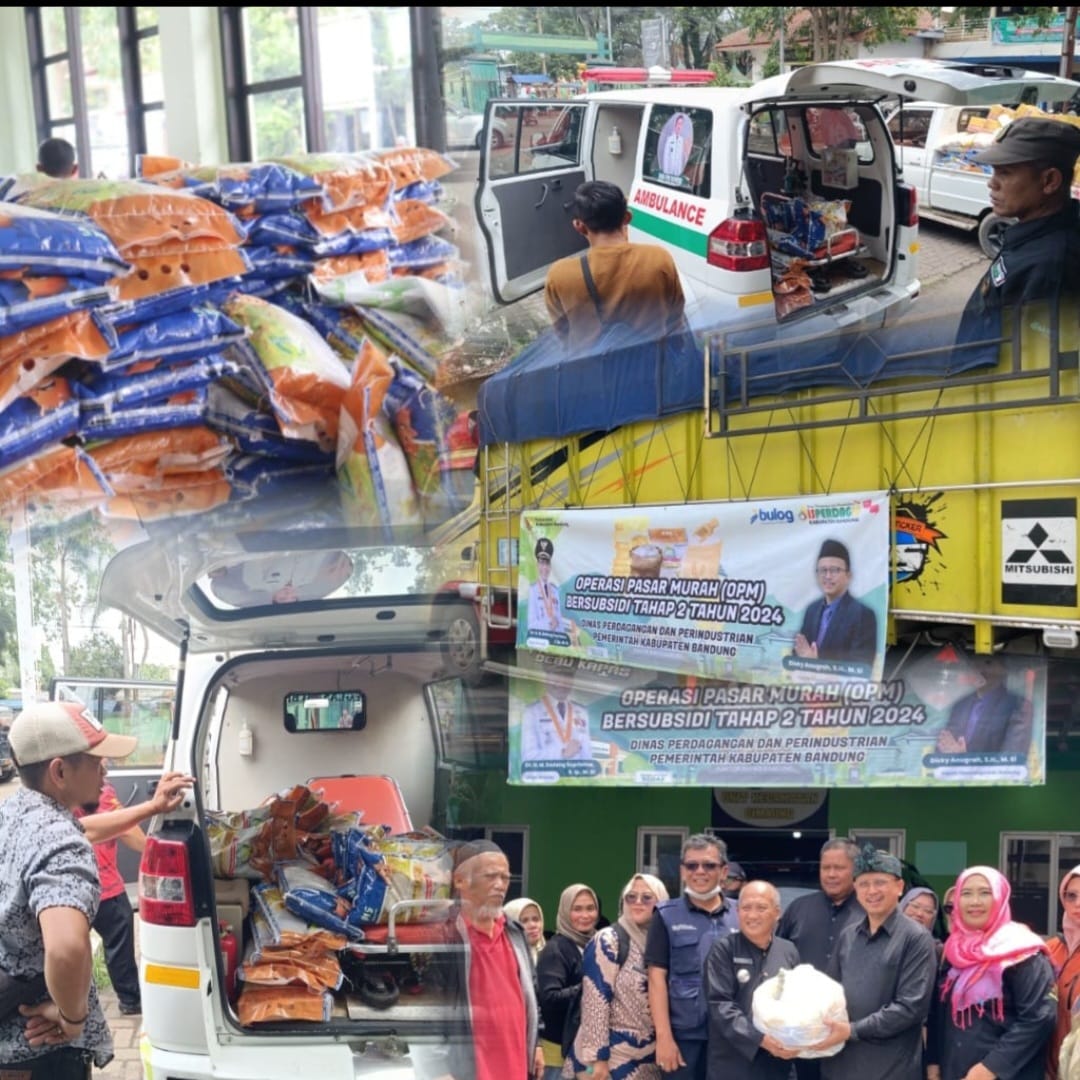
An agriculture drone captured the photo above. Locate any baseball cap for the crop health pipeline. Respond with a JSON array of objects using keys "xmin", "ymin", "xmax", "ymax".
[
  {"xmin": 726, "ymin": 861, "xmax": 747, "ymax": 881},
  {"xmin": 9, "ymin": 701, "xmax": 138, "ymax": 767},
  {"xmin": 974, "ymin": 116, "xmax": 1080, "ymax": 170}
]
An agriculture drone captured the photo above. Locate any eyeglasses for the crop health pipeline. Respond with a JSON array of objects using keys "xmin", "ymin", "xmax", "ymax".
[
  {"xmin": 816, "ymin": 565, "xmax": 847, "ymax": 578},
  {"xmin": 1065, "ymin": 891, "xmax": 1080, "ymax": 903},
  {"xmin": 943, "ymin": 903, "xmax": 955, "ymax": 915},
  {"xmin": 624, "ymin": 893, "xmax": 656, "ymax": 904},
  {"xmin": 683, "ymin": 861, "xmax": 722, "ymax": 872}
]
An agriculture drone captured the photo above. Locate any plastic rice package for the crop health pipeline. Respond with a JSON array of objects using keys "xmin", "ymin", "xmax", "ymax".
[
  {"xmin": 369, "ymin": 147, "xmax": 458, "ymax": 190},
  {"xmin": 206, "ymin": 384, "xmax": 335, "ymax": 465},
  {"xmin": 268, "ymin": 153, "xmax": 395, "ymax": 213},
  {"xmin": 101, "ymin": 480, "xmax": 235, "ymax": 522},
  {"xmin": 311, "ymin": 274, "xmax": 464, "ymax": 334},
  {"xmin": 310, "ymin": 251, "xmax": 391, "ymax": 287},
  {"xmin": 243, "ymin": 245, "xmax": 316, "ymax": 282},
  {"xmin": 100, "ymin": 279, "xmax": 245, "ymax": 330},
  {"xmin": 16, "ymin": 178, "xmax": 247, "ymax": 260},
  {"xmin": 223, "ymin": 294, "xmax": 351, "ymax": 452},
  {"xmin": 274, "ymin": 294, "xmax": 368, "ymax": 366},
  {"xmin": 0, "ymin": 271, "xmax": 111, "ymax": 336},
  {"xmin": 394, "ymin": 179, "xmax": 445, "ymax": 205},
  {"xmin": 112, "ymin": 248, "xmax": 251, "ymax": 304},
  {"xmin": 239, "ymin": 935, "xmax": 344, "ymax": 993},
  {"xmin": 391, "ymin": 199, "xmax": 452, "ymax": 246},
  {"xmin": 383, "ymin": 359, "xmax": 458, "ymax": 522},
  {"xmin": 207, "ymin": 800, "xmax": 297, "ymax": 880},
  {"xmin": 0, "ymin": 201, "xmax": 129, "ymax": 281},
  {"xmin": 277, "ymin": 861, "xmax": 365, "ymax": 942},
  {"xmin": 752, "ymin": 964, "xmax": 849, "ymax": 1059},
  {"xmin": 142, "ymin": 161, "xmax": 326, "ymax": 214},
  {"xmin": 250, "ymin": 907, "xmax": 348, "ymax": 958},
  {"xmin": 0, "ymin": 446, "xmax": 111, "ymax": 517},
  {"xmin": 88, "ymin": 427, "xmax": 233, "ymax": 480},
  {"xmin": 337, "ymin": 398, "xmax": 421, "ymax": 530},
  {"xmin": 354, "ymin": 307, "xmax": 457, "ymax": 383},
  {"xmin": 387, "ymin": 235, "xmax": 459, "ymax": 271},
  {"xmin": 78, "ymin": 386, "xmax": 211, "ymax": 442},
  {"xmin": 102, "ymin": 306, "xmax": 247, "ymax": 370},
  {"xmin": 398, "ymin": 261, "xmax": 465, "ymax": 288},
  {"xmin": 237, "ymin": 984, "xmax": 333, "ymax": 1025},
  {"xmin": 344, "ymin": 829, "xmax": 455, "ymax": 926},
  {"xmin": 76, "ymin": 357, "xmax": 233, "ymax": 414},
  {"xmin": 299, "ymin": 199, "xmax": 396, "ymax": 238},
  {"xmin": 0, "ymin": 377, "xmax": 80, "ymax": 470},
  {"xmin": 253, "ymin": 883, "xmax": 356, "ymax": 945}
]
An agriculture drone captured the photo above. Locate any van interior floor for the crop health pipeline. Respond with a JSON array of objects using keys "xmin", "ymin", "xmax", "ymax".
[{"xmin": 804, "ymin": 256, "xmax": 885, "ymax": 304}]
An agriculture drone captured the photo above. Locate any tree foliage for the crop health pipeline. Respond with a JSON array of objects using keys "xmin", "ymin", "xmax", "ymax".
[
  {"xmin": 743, "ymin": 6, "xmax": 921, "ymax": 62},
  {"xmin": 67, "ymin": 631, "xmax": 125, "ymax": 680}
]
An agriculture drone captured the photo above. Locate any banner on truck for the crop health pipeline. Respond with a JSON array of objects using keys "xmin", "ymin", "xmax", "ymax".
[
  {"xmin": 516, "ymin": 495, "xmax": 890, "ymax": 685},
  {"xmin": 507, "ymin": 648, "xmax": 1047, "ymax": 788}
]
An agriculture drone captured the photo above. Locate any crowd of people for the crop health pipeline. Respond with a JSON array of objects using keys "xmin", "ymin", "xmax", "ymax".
[{"xmin": 455, "ymin": 834, "xmax": 1080, "ymax": 1080}]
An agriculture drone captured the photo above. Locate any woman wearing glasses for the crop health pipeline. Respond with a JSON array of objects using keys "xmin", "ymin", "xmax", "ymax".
[
  {"xmin": 1048, "ymin": 864, "xmax": 1080, "ymax": 1078},
  {"xmin": 571, "ymin": 874, "xmax": 670, "ymax": 1079},
  {"xmin": 927, "ymin": 866, "xmax": 1055, "ymax": 1080},
  {"xmin": 539, "ymin": 883, "xmax": 601, "ymax": 1079},
  {"xmin": 900, "ymin": 886, "xmax": 942, "ymax": 955}
]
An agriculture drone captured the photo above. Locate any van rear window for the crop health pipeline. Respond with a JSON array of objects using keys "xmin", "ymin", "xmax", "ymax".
[{"xmin": 643, "ymin": 105, "xmax": 712, "ymax": 199}]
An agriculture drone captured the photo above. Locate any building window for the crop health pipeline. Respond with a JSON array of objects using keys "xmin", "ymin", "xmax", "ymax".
[
  {"xmin": 220, "ymin": 7, "xmax": 415, "ymax": 161},
  {"xmin": 446, "ymin": 824, "xmax": 529, "ymax": 900},
  {"xmin": 638, "ymin": 826, "xmax": 688, "ymax": 901},
  {"xmin": 25, "ymin": 6, "xmax": 164, "ymax": 177},
  {"xmin": 849, "ymin": 828, "xmax": 906, "ymax": 859},
  {"xmin": 1001, "ymin": 831, "xmax": 1080, "ymax": 935}
]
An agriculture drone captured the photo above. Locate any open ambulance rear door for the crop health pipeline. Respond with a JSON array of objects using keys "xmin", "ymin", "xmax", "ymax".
[{"xmin": 476, "ymin": 100, "xmax": 590, "ymax": 302}]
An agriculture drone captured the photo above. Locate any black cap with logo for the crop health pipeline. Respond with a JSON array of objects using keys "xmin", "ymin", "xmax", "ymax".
[{"xmin": 535, "ymin": 538, "xmax": 554, "ymax": 562}]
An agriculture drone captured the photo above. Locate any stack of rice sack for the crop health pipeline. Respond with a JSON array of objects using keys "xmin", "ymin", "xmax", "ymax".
[
  {"xmin": 933, "ymin": 103, "xmax": 1080, "ymax": 190},
  {"xmin": 2, "ymin": 179, "xmax": 250, "ymax": 522},
  {"xmin": 0, "ymin": 149, "xmax": 479, "ymax": 531}
]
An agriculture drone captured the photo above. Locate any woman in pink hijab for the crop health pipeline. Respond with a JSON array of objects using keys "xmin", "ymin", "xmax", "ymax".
[
  {"xmin": 1048, "ymin": 864, "xmax": 1080, "ymax": 1077},
  {"xmin": 926, "ymin": 866, "xmax": 1055, "ymax": 1080}
]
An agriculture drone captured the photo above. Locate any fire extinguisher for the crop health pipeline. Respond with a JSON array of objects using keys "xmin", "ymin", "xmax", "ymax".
[{"xmin": 219, "ymin": 921, "xmax": 239, "ymax": 1002}]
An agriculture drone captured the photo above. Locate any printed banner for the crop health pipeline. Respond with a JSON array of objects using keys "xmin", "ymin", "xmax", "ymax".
[
  {"xmin": 516, "ymin": 494, "xmax": 890, "ymax": 685},
  {"xmin": 507, "ymin": 648, "xmax": 1047, "ymax": 788}
]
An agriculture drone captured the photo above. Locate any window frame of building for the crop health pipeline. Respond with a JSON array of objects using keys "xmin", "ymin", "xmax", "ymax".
[
  {"xmin": 849, "ymin": 827, "xmax": 906, "ymax": 859},
  {"xmin": 1001, "ymin": 830, "xmax": 1080, "ymax": 936},
  {"xmin": 638, "ymin": 825, "xmax": 689, "ymax": 902},
  {"xmin": 25, "ymin": 6, "xmax": 162, "ymax": 178}
]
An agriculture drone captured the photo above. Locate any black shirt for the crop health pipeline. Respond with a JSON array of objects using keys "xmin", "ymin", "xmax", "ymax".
[
  {"xmin": 821, "ymin": 907, "xmax": 937, "ymax": 1080},
  {"xmin": 776, "ymin": 890, "xmax": 863, "ymax": 974},
  {"xmin": 644, "ymin": 894, "xmax": 739, "ymax": 969},
  {"xmin": 955, "ymin": 199, "xmax": 1080, "ymax": 370},
  {"xmin": 927, "ymin": 951, "xmax": 1056, "ymax": 1080},
  {"xmin": 706, "ymin": 930, "xmax": 801, "ymax": 1080}
]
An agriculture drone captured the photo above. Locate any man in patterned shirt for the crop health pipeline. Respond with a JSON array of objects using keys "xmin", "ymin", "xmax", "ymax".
[{"xmin": 0, "ymin": 701, "xmax": 137, "ymax": 1078}]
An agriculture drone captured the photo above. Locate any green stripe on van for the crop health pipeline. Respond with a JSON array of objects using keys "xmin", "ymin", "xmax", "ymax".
[{"xmin": 630, "ymin": 207, "xmax": 709, "ymax": 257}]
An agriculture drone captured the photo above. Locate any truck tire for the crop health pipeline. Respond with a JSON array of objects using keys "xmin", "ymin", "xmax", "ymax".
[
  {"xmin": 440, "ymin": 604, "xmax": 488, "ymax": 686},
  {"xmin": 978, "ymin": 213, "xmax": 1013, "ymax": 260}
]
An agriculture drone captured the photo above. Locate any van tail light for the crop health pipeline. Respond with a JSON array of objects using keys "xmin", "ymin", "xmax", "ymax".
[
  {"xmin": 139, "ymin": 836, "xmax": 196, "ymax": 927},
  {"xmin": 897, "ymin": 181, "xmax": 918, "ymax": 228},
  {"xmin": 708, "ymin": 217, "xmax": 770, "ymax": 271}
]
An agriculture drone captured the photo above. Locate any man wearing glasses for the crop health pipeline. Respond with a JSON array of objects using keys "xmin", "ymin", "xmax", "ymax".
[
  {"xmin": 646, "ymin": 833, "xmax": 739, "ymax": 1079},
  {"xmin": 793, "ymin": 539, "xmax": 877, "ymax": 667}
]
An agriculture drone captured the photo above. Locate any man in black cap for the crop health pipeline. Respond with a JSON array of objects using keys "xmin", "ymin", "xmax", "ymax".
[
  {"xmin": 956, "ymin": 115, "xmax": 1080, "ymax": 364},
  {"xmin": 812, "ymin": 845, "xmax": 936, "ymax": 1080},
  {"xmin": 793, "ymin": 539, "xmax": 878, "ymax": 667},
  {"xmin": 526, "ymin": 537, "xmax": 568, "ymax": 637},
  {"xmin": 722, "ymin": 861, "xmax": 747, "ymax": 899}
]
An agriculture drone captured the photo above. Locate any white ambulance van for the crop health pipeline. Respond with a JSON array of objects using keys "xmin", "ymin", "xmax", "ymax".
[{"xmin": 477, "ymin": 59, "xmax": 1077, "ymax": 337}]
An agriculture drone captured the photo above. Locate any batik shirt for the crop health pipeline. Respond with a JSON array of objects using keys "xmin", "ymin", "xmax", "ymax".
[{"xmin": 0, "ymin": 787, "xmax": 112, "ymax": 1068}]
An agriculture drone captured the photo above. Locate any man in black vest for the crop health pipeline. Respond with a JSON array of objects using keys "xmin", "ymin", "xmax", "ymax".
[{"xmin": 645, "ymin": 833, "xmax": 739, "ymax": 1078}]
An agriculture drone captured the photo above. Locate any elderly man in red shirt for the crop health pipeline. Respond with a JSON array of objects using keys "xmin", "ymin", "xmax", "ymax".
[{"xmin": 440, "ymin": 839, "xmax": 542, "ymax": 1080}]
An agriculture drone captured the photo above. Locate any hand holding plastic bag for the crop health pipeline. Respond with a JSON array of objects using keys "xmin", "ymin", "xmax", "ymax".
[{"xmin": 752, "ymin": 964, "xmax": 849, "ymax": 1059}]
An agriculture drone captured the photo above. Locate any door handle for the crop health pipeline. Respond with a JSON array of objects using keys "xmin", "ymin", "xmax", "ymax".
[{"xmin": 534, "ymin": 183, "xmax": 549, "ymax": 209}]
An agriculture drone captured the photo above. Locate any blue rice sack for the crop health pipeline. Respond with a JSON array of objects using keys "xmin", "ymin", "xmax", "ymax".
[
  {"xmin": 0, "ymin": 274, "xmax": 111, "ymax": 337},
  {"xmin": 0, "ymin": 201, "xmax": 129, "ymax": 281},
  {"xmin": 277, "ymin": 861, "xmax": 365, "ymax": 942},
  {"xmin": 102, "ymin": 306, "xmax": 247, "ymax": 370},
  {"xmin": 0, "ymin": 377, "xmax": 80, "ymax": 470}
]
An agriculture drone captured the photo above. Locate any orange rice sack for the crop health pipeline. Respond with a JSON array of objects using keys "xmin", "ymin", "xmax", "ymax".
[
  {"xmin": 88, "ymin": 427, "xmax": 232, "ymax": 475},
  {"xmin": 135, "ymin": 154, "xmax": 189, "ymax": 178},
  {"xmin": 310, "ymin": 251, "xmax": 391, "ymax": 286},
  {"xmin": 17, "ymin": 178, "xmax": 246, "ymax": 259},
  {"xmin": 100, "ymin": 481, "xmax": 234, "ymax": 520},
  {"xmin": 267, "ymin": 153, "xmax": 394, "ymax": 213},
  {"xmin": 391, "ymin": 200, "xmax": 453, "ymax": 245},
  {"xmin": 370, "ymin": 147, "xmax": 457, "ymax": 189},
  {"xmin": 298, "ymin": 200, "xmax": 396, "ymax": 237},
  {"xmin": 111, "ymin": 249, "xmax": 250, "ymax": 302},
  {"xmin": 237, "ymin": 985, "xmax": 332, "ymax": 1025},
  {"xmin": 224, "ymin": 294, "xmax": 351, "ymax": 452},
  {"xmin": 0, "ymin": 310, "xmax": 113, "ymax": 366}
]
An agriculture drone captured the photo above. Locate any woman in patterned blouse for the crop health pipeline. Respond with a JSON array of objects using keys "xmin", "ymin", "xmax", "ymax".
[{"xmin": 571, "ymin": 873, "xmax": 670, "ymax": 1080}]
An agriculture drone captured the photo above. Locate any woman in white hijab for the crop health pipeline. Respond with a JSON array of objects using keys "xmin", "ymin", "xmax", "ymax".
[
  {"xmin": 571, "ymin": 873, "xmax": 670, "ymax": 1079},
  {"xmin": 504, "ymin": 896, "xmax": 546, "ymax": 965}
]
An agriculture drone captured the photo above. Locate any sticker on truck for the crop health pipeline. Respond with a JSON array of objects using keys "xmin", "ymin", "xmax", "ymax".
[{"xmin": 1001, "ymin": 498, "xmax": 1077, "ymax": 606}]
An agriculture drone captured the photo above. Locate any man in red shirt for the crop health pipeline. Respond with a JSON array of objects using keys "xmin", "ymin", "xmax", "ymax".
[
  {"xmin": 76, "ymin": 769, "xmax": 195, "ymax": 1015},
  {"xmin": 445, "ymin": 840, "xmax": 542, "ymax": 1080}
]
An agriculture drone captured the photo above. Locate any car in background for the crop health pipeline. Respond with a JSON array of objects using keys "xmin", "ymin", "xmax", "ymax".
[
  {"xmin": 0, "ymin": 705, "xmax": 15, "ymax": 782},
  {"xmin": 445, "ymin": 104, "xmax": 510, "ymax": 150}
]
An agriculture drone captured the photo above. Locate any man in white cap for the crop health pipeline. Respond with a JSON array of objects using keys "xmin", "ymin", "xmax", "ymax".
[{"xmin": 0, "ymin": 701, "xmax": 160, "ymax": 1077}]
